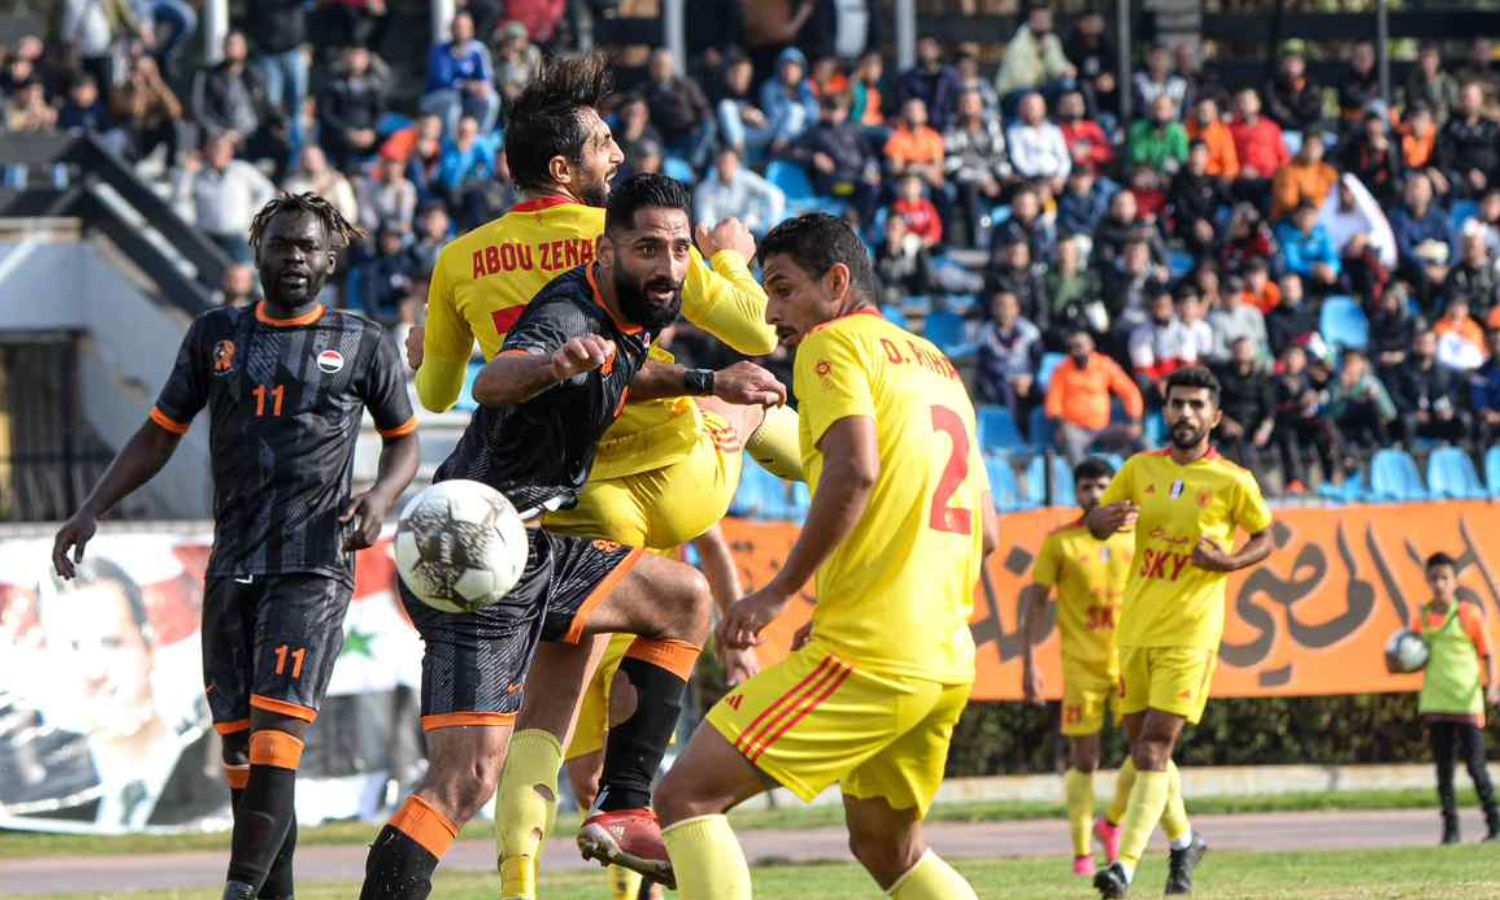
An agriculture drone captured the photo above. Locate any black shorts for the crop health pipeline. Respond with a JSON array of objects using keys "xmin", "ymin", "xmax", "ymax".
[
  {"xmin": 202, "ymin": 573, "xmax": 354, "ymax": 736},
  {"xmin": 399, "ymin": 529, "xmax": 642, "ymax": 731}
]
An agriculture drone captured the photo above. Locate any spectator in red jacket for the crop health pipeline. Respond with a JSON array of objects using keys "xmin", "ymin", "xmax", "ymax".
[
  {"xmin": 891, "ymin": 173, "xmax": 943, "ymax": 247},
  {"xmin": 1230, "ymin": 87, "xmax": 1289, "ymax": 203},
  {"xmin": 1057, "ymin": 89, "xmax": 1113, "ymax": 175}
]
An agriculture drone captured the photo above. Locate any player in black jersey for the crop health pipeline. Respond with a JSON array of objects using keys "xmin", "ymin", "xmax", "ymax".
[
  {"xmin": 52, "ymin": 194, "xmax": 421, "ymax": 900},
  {"xmin": 358, "ymin": 174, "xmax": 785, "ymax": 899}
]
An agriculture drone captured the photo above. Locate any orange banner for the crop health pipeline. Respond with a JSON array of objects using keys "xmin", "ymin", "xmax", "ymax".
[{"xmin": 720, "ymin": 501, "xmax": 1500, "ymax": 701}]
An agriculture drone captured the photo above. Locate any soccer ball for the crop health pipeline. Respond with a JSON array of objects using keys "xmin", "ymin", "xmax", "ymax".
[
  {"xmin": 394, "ymin": 480, "xmax": 529, "ymax": 614},
  {"xmin": 1386, "ymin": 628, "xmax": 1430, "ymax": 674}
]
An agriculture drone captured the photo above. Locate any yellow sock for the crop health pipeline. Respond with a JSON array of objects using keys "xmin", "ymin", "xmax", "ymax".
[
  {"xmin": 1107, "ymin": 757, "xmax": 1138, "ymax": 824},
  {"xmin": 1118, "ymin": 769, "xmax": 1171, "ymax": 871},
  {"xmin": 746, "ymin": 403, "xmax": 804, "ymax": 481},
  {"xmin": 1162, "ymin": 761, "xmax": 1191, "ymax": 843},
  {"xmin": 662, "ymin": 814, "xmax": 751, "ymax": 900},
  {"xmin": 1064, "ymin": 769, "xmax": 1095, "ymax": 858},
  {"xmin": 887, "ymin": 850, "xmax": 978, "ymax": 899},
  {"xmin": 495, "ymin": 729, "xmax": 562, "ymax": 899},
  {"xmin": 608, "ymin": 864, "xmax": 643, "ymax": 899}
]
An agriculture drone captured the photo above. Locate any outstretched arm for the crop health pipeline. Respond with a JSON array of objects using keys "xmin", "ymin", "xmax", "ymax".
[{"xmin": 628, "ymin": 359, "xmax": 788, "ymax": 407}]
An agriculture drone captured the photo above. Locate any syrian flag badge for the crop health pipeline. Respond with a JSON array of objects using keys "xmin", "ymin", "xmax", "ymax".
[{"xmin": 317, "ymin": 349, "xmax": 345, "ymax": 374}]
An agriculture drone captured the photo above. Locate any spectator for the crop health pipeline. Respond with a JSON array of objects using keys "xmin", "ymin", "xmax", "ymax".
[
  {"xmin": 994, "ymin": 6, "xmax": 1073, "ymax": 112},
  {"xmin": 1439, "ymin": 82, "xmax": 1500, "ymax": 198},
  {"xmin": 406, "ymin": 201, "xmax": 451, "ymax": 273},
  {"xmin": 992, "ymin": 186, "xmax": 1055, "ymax": 266},
  {"xmin": 1400, "ymin": 103, "xmax": 1441, "ymax": 178},
  {"xmin": 1229, "ymin": 88, "xmax": 1288, "ymax": 196},
  {"xmin": 437, "ymin": 115, "xmax": 500, "ymax": 226},
  {"xmin": 874, "ymin": 214, "xmax": 935, "ymax": 304},
  {"xmin": 1328, "ymin": 349, "xmax": 1397, "ymax": 458},
  {"xmin": 492, "ymin": 0, "xmax": 564, "ymax": 49},
  {"xmin": 250, "ymin": 0, "xmax": 309, "ymax": 145},
  {"xmin": 311, "ymin": 0, "xmax": 391, "ymax": 54},
  {"xmin": 357, "ymin": 157, "xmax": 418, "ymax": 233},
  {"xmin": 283, "ymin": 145, "xmax": 359, "ymax": 225},
  {"xmin": 976, "ymin": 288, "xmax": 1044, "ymax": 415},
  {"xmin": 1057, "ymin": 166, "xmax": 1109, "ymax": 242},
  {"xmin": 898, "ymin": 36, "xmax": 962, "ymax": 129},
  {"xmin": 717, "ymin": 55, "xmax": 776, "ymax": 161},
  {"xmin": 985, "ymin": 237, "xmax": 1047, "ymax": 324},
  {"xmin": 352, "ymin": 222, "xmax": 416, "ymax": 322},
  {"xmin": 792, "ymin": 95, "xmax": 881, "ymax": 225},
  {"xmin": 191, "ymin": 30, "xmax": 270, "ymax": 141},
  {"xmin": 317, "ymin": 46, "xmax": 384, "ymax": 169},
  {"xmin": 49, "ymin": 0, "xmax": 150, "ymax": 91},
  {"xmin": 1056, "ymin": 89, "xmax": 1113, "ymax": 176},
  {"xmin": 492, "ymin": 22, "xmax": 543, "ymax": 108},
  {"xmin": 1265, "ymin": 53, "xmax": 1324, "ymax": 132},
  {"xmin": 808, "ymin": 55, "xmax": 848, "ymax": 100},
  {"xmin": 1170, "ymin": 140, "xmax": 1229, "ymax": 256},
  {"xmin": 850, "ymin": 51, "xmax": 886, "ymax": 126},
  {"xmin": 889, "ymin": 173, "xmax": 943, "ymax": 245},
  {"xmin": 644, "ymin": 48, "xmax": 712, "ymax": 161},
  {"xmin": 1393, "ymin": 329, "xmax": 1470, "ymax": 446},
  {"xmin": 1266, "ymin": 273, "xmax": 1317, "ymax": 355},
  {"xmin": 1469, "ymin": 328, "xmax": 1500, "ymax": 445},
  {"xmin": 214, "ymin": 262, "xmax": 257, "ymax": 308},
  {"xmin": 58, "ymin": 74, "xmax": 122, "ymax": 151},
  {"xmin": 1129, "ymin": 286, "xmax": 1198, "ymax": 398},
  {"xmin": 953, "ymin": 46, "xmax": 1000, "ymax": 117},
  {"xmin": 1045, "ymin": 330, "xmax": 1145, "ymax": 466},
  {"xmin": 1006, "ymin": 92, "xmax": 1071, "ymax": 194},
  {"xmin": 1132, "ymin": 44, "xmax": 1189, "ymax": 119},
  {"xmin": 694, "ymin": 147, "xmax": 786, "ymax": 237},
  {"xmin": 1126, "ymin": 164, "xmax": 1167, "ymax": 223},
  {"xmin": 1044, "ymin": 236, "xmax": 1105, "ymax": 345},
  {"xmin": 1062, "ymin": 11, "xmax": 1119, "ymax": 122},
  {"xmin": 1275, "ymin": 201, "xmax": 1342, "ymax": 290},
  {"xmin": 1209, "ymin": 275, "xmax": 1269, "ymax": 362},
  {"xmin": 760, "ymin": 47, "xmax": 820, "ymax": 155},
  {"xmin": 1444, "ymin": 231, "xmax": 1500, "ymax": 317},
  {"xmin": 944, "ymin": 88, "xmax": 1011, "ymax": 246},
  {"xmin": 171, "ymin": 133, "xmax": 276, "ymax": 263},
  {"xmin": 1240, "ymin": 258, "xmax": 1283, "ymax": 315},
  {"xmin": 1185, "ymin": 95, "xmax": 1239, "ymax": 180},
  {"xmin": 1212, "ymin": 336, "xmax": 1276, "ymax": 476},
  {"xmin": 614, "ymin": 95, "xmax": 662, "ymax": 167},
  {"xmin": 1103, "ymin": 241, "xmax": 1160, "ymax": 338},
  {"xmin": 1273, "ymin": 343, "xmax": 1339, "ymax": 492},
  {"xmin": 5, "ymin": 80, "xmax": 56, "ymax": 134},
  {"xmin": 1392, "ymin": 173, "xmax": 1459, "ymax": 309},
  {"xmin": 112, "ymin": 54, "xmax": 181, "ymax": 165},
  {"xmin": 404, "ymin": 113, "xmax": 448, "ymax": 205},
  {"xmin": 1470, "ymin": 189, "xmax": 1500, "ymax": 259},
  {"xmin": 1093, "ymin": 190, "xmax": 1165, "ymax": 271},
  {"xmin": 1456, "ymin": 40, "xmax": 1500, "ymax": 114},
  {"xmin": 1220, "ymin": 202, "xmax": 1277, "ymax": 275},
  {"xmin": 1369, "ymin": 284, "xmax": 1420, "ymax": 377},
  {"xmin": 1321, "ymin": 174, "xmax": 1398, "ymax": 300},
  {"xmin": 1270, "ymin": 128, "xmax": 1337, "ymax": 222},
  {"xmin": 1128, "ymin": 94, "xmax": 1189, "ymax": 176},
  {"xmin": 884, "ymin": 97, "xmax": 946, "ymax": 188},
  {"xmin": 1339, "ymin": 111, "xmax": 1405, "ymax": 206},
  {"xmin": 1178, "ymin": 287, "xmax": 1216, "ymax": 361},
  {"xmin": 422, "ymin": 11, "xmax": 499, "ymax": 137},
  {"xmin": 1434, "ymin": 297, "xmax": 1488, "ymax": 372},
  {"xmin": 1336, "ymin": 40, "xmax": 1383, "ymax": 123},
  {"xmin": 1405, "ymin": 42, "xmax": 1461, "ymax": 124}
]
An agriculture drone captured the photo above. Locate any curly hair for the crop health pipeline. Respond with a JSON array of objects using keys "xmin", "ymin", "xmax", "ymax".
[{"xmin": 247, "ymin": 192, "xmax": 366, "ymax": 253}]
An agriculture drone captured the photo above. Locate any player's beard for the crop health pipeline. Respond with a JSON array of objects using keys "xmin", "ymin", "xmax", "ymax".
[
  {"xmin": 616, "ymin": 271, "xmax": 683, "ymax": 333},
  {"xmin": 1169, "ymin": 419, "xmax": 1204, "ymax": 450}
]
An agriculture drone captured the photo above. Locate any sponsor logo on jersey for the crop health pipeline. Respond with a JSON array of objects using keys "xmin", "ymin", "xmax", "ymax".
[
  {"xmin": 1170, "ymin": 480, "xmax": 1185, "ymax": 500},
  {"xmin": 317, "ymin": 349, "xmax": 345, "ymax": 374},
  {"xmin": 213, "ymin": 340, "xmax": 236, "ymax": 374}
]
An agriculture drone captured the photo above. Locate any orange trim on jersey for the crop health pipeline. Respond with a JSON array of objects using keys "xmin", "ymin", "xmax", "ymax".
[
  {"xmin": 748, "ymin": 662, "xmax": 853, "ymax": 762},
  {"xmin": 223, "ymin": 764, "xmax": 250, "ymax": 790},
  {"xmin": 389, "ymin": 795, "xmax": 460, "ymax": 859},
  {"xmin": 255, "ymin": 302, "xmax": 327, "ymax": 327},
  {"xmin": 735, "ymin": 656, "xmax": 848, "ymax": 761},
  {"xmin": 379, "ymin": 416, "xmax": 418, "ymax": 439},
  {"xmin": 249, "ymin": 730, "xmax": 306, "ymax": 770},
  {"xmin": 250, "ymin": 694, "xmax": 318, "ymax": 723},
  {"xmin": 623, "ymin": 638, "xmax": 703, "ymax": 680},
  {"xmin": 511, "ymin": 195, "xmax": 578, "ymax": 214},
  {"xmin": 584, "ymin": 264, "xmax": 646, "ymax": 336},
  {"xmin": 563, "ymin": 548, "xmax": 645, "ymax": 644},
  {"xmin": 149, "ymin": 406, "xmax": 190, "ymax": 435},
  {"xmin": 420, "ymin": 711, "xmax": 517, "ymax": 732},
  {"xmin": 215, "ymin": 718, "xmax": 251, "ymax": 735}
]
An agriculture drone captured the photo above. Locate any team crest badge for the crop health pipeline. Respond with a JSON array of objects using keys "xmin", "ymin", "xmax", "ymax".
[
  {"xmin": 212, "ymin": 340, "xmax": 236, "ymax": 374},
  {"xmin": 592, "ymin": 539, "xmax": 623, "ymax": 554},
  {"xmin": 1197, "ymin": 489, "xmax": 1213, "ymax": 509},
  {"xmin": 317, "ymin": 349, "xmax": 345, "ymax": 374}
]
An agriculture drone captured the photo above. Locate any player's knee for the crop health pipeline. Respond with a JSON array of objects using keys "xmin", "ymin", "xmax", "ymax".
[
  {"xmin": 652, "ymin": 766, "xmax": 714, "ymax": 826},
  {"xmin": 1072, "ymin": 752, "xmax": 1100, "ymax": 774},
  {"xmin": 659, "ymin": 565, "xmax": 712, "ymax": 642},
  {"xmin": 847, "ymin": 827, "xmax": 920, "ymax": 883},
  {"xmin": 430, "ymin": 753, "xmax": 502, "ymax": 822}
]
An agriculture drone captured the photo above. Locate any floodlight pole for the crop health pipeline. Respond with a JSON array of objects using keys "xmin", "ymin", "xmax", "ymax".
[
  {"xmin": 204, "ymin": 0, "xmax": 227, "ymax": 64},
  {"xmin": 1117, "ymin": 0, "xmax": 1132, "ymax": 125},
  {"xmin": 897, "ymin": 0, "xmax": 916, "ymax": 72},
  {"xmin": 1376, "ymin": 0, "xmax": 1391, "ymax": 103}
]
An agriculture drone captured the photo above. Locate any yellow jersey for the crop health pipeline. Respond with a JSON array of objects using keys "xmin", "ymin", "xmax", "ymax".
[
  {"xmin": 1100, "ymin": 449, "xmax": 1272, "ymax": 650},
  {"xmin": 794, "ymin": 308, "xmax": 987, "ymax": 685},
  {"xmin": 419, "ymin": 196, "xmax": 778, "ymax": 479},
  {"xmin": 1033, "ymin": 520, "xmax": 1134, "ymax": 670}
]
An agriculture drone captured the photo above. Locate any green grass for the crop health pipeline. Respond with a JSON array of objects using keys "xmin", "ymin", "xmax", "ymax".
[
  {"xmin": 0, "ymin": 785, "xmax": 1476, "ymax": 861},
  {"xmin": 26, "ymin": 845, "xmax": 1500, "ymax": 899}
]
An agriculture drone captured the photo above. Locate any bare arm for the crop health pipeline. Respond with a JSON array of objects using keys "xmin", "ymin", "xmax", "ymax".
[
  {"xmin": 471, "ymin": 334, "xmax": 618, "ymax": 408},
  {"xmin": 1193, "ymin": 528, "xmax": 1274, "ymax": 573},
  {"xmin": 980, "ymin": 492, "xmax": 1000, "ymax": 558},
  {"xmin": 340, "ymin": 431, "xmax": 420, "ymax": 550},
  {"xmin": 694, "ymin": 524, "xmax": 761, "ymax": 684},
  {"xmin": 628, "ymin": 359, "xmax": 788, "ymax": 407},
  {"xmin": 53, "ymin": 421, "xmax": 183, "ymax": 577},
  {"xmin": 1085, "ymin": 502, "xmax": 1137, "ymax": 540},
  {"xmin": 1018, "ymin": 584, "xmax": 1050, "ymax": 704}
]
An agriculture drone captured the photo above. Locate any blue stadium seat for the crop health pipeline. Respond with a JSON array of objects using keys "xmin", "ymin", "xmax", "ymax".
[
  {"xmin": 766, "ymin": 160, "xmax": 815, "ymax": 200},
  {"xmin": 978, "ymin": 405, "xmax": 1025, "ymax": 454},
  {"xmin": 881, "ymin": 304, "xmax": 906, "ymax": 325},
  {"xmin": 789, "ymin": 481, "xmax": 811, "ymax": 519},
  {"xmin": 986, "ymin": 456, "xmax": 1025, "ymax": 511},
  {"xmin": 1100, "ymin": 453, "xmax": 1127, "ymax": 473},
  {"xmin": 1145, "ymin": 412, "xmax": 1166, "ymax": 447},
  {"xmin": 923, "ymin": 309, "xmax": 973, "ymax": 359},
  {"xmin": 1427, "ymin": 447, "xmax": 1486, "ymax": 500},
  {"xmin": 1487, "ymin": 446, "xmax": 1500, "ymax": 498},
  {"xmin": 1028, "ymin": 405, "xmax": 1054, "ymax": 449},
  {"xmin": 1319, "ymin": 295, "xmax": 1369, "ymax": 352},
  {"xmin": 1037, "ymin": 352, "xmax": 1067, "ymax": 390},
  {"xmin": 1168, "ymin": 248, "xmax": 1194, "ymax": 279},
  {"xmin": 663, "ymin": 156, "xmax": 695, "ymax": 183},
  {"xmin": 1317, "ymin": 469, "xmax": 1366, "ymax": 504},
  {"xmin": 1367, "ymin": 448, "xmax": 1429, "ymax": 501},
  {"xmin": 1451, "ymin": 200, "xmax": 1478, "ymax": 234},
  {"xmin": 1024, "ymin": 454, "xmax": 1075, "ymax": 507}
]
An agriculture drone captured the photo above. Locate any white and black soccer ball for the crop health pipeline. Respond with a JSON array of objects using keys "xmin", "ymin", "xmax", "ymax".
[
  {"xmin": 394, "ymin": 480, "xmax": 529, "ymax": 614},
  {"xmin": 1386, "ymin": 628, "xmax": 1430, "ymax": 674}
]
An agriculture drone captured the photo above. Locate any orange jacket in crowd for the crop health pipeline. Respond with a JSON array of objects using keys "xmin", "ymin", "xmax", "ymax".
[
  {"xmin": 1185, "ymin": 118, "xmax": 1240, "ymax": 179},
  {"xmin": 885, "ymin": 124, "xmax": 946, "ymax": 169},
  {"xmin": 1045, "ymin": 352, "xmax": 1145, "ymax": 431},
  {"xmin": 1270, "ymin": 159, "xmax": 1339, "ymax": 222}
]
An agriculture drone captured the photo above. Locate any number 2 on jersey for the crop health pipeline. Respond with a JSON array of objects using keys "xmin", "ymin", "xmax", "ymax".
[
  {"xmin": 929, "ymin": 405, "xmax": 974, "ymax": 535},
  {"xmin": 252, "ymin": 383, "xmax": 285, "ymax": 417}
]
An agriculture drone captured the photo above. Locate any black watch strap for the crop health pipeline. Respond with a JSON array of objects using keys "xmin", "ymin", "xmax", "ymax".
[{"xmin": 684, "ymin": 368, "xmax": 716, "ymax": 396}]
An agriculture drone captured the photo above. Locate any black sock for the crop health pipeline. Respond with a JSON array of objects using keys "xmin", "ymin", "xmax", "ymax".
[
  {"xmin": 260, "ymin": 816, "xmax": 298, "ymax": 898},
  {"xmin": 226, "ymin": 766, "xmax": 297, "ymax": 890},
  {"xmin": 596, "ymin": 656, "xmax": 687, "ymax": 812},
  {"xmin": 360, "ymin": 824, "xmax": 440, "ymax": 900}
]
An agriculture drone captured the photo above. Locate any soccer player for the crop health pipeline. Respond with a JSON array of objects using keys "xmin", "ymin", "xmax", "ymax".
[
  {"xmin": 1085, "ymin": 366, "xmax": 1273, "ymax": 898},
  {"xmin": 358, "ymin": 174, "xmax": 786, "ymax": 899},
  {"xmin": 51, "ymin": 193, "xmax": 421, "ymax": 900},
  {"xmin": 652, "ymin": 213, "xmax": 997, "ymax": 900},
  {"xmin": 1019, "ymin": 457, "xmax": 1135, "ymax": 877},
  {"xmin": 406, "ymin": 55, "xmax": 799, "ymax": 896}
]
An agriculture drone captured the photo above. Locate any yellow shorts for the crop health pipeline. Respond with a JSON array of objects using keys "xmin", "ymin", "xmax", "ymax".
[
  {"xmin": 1118, "ymin": 646, "xmax": 1217, "ymax": 725},
  {"xmin": 1061, "ymin": 658, "xmax": 1121, "ymax": 737},
  {"xmin": 544, "ymin": 410, "xmax": 743, "ymax": 549},
  {"xmin": 565, "ymin": 632, "xmax": 634, "ymax": 761},
  {"xmin": 706, "ymin": 646, "xmax": 971, "ymax": 816}
]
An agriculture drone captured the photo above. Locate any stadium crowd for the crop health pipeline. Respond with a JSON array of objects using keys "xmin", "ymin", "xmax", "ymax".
[{"xmin": 6, "ymin": 1, "xmax": 1500, "ymax": 497}]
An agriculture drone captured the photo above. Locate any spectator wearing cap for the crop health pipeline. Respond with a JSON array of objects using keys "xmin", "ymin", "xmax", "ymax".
[
  {"xmin": 1209, "ymin": 274, "xmax": 1269, "ymax": 363},
  {"xmin": 644, "ymin": 48, "xmax": 713, "ymax": 163},
  {"xmin": 1439, "ymin": 82, "xmax": 1500, "ymax": 199},
  {"xmin": 1335, "ymin": 40, "xmax": 1383, "ymax": 124},
  {"xmin": 761, "ymin": 47, "xmax": 820, "ymax": 155},
  {"xmin": 898, "ymin": 36, "xmax": 962, "ymax": 129},
  {"xmin": 944, "ymin": 87, "xmax": 1011, "ymax": 246},
  {"xmin": 317, "ymin": 46, "xmax": 385, "ymax": 169},
  {"xmin": 493, "ymin": 21, "xmax": 543, "ymax": 108},
  {"xmin": 1129, "ymin": 285, "xmax": 1198, "ymax": 400},
  {"xmin": 1392, "ymin": 172, "xmax": 1458, "ymax": 309},
  {"xmin": 976, "ymin": 288, "xmax": 1044, "ymax": 416},
  {"xmin": 1276, "ymin": 201, "xmax": 1342, "ymax": 291},
  {"xmin": 1444, "ymin": 231, "xmax": 1500, "ymax": 318},
  {"xmin": 1169, "ymin": 140, "xmax": 1230, "ymax": 257},
  {"xmin": 1229, "ymin": 88, "xmax": 1288, "ymax": 199},
  {"xmin": 1392, "ymin": 329, "xmax": 1470, "ymax": 446},
  {"xmin": 1045, "ymin": 330, "xmax": 1145, "ymax": 466},
  {"xmin": 1185, "ymin": 96, "xmax": 1239, "ymax": 180},
  {"xmin": 1212, "ymin": 336, "xmax": 1277, "ymax": 478},
  {"xmin": 694, "ymin": 147, "xmax": 786, "ymax": 238},
  {"xmin": 1056, "ymin": 89, "xmax": 1113, "ymax": 176},
  {"xmin": 1434, "ymin": 297, "xmax": 1488, "ymax": 372},
  {"xmin": 422, "ymin": 11, "xmax": 500, "ymax": 137},
  {"xmin": 1265, "ymin": 53, "xmax": 1324, "ymax": 133},
  {"xmin": 1469, "ymin": 329, "xmax": 1500, "ymax": 446},
  {"xmin": 1270, "ymin": 128, "xmax": 1337, "ymax": 222},
  {"xmin": 1132, "ymin": 45, "xmax": 1189, "ymax": 119},
  {"xmin": 994, "ymin": 6, "xmax": 1074, "ymax": 115},
  {"xmin": 1128, "ymin": 94, "xmax": 1189, "ymax": 176},
  {"xmin": 1006, "ymin": 92, "xmax": 1071, "ymax": 195},
  {"xmin": 791, "ymin": 95, "xmax": 881, "ymax": 225},
  {"xmin": 1405, "ymin": 42, "xmax": 1461, "ymax": 124},
  {"xmin": 1338, "ymin": 112, "xmax": 1404, "ymax": 207}
]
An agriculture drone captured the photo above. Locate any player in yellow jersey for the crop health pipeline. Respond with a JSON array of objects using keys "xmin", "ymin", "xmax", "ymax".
[
  {"xmin": 405, "ymin": 57, "xmax": 801, "ymax": 898},
  {"xmin": 653, "ymin": 214, "xmax": 998, "ymax": 900},
  {"xmin": 1085, "ymin": 367, "xmax": 1273, "ymax": 899},
  {"xmin": 1019, "ymin": 457, "xmax": 1134, "ymax": 878}
]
